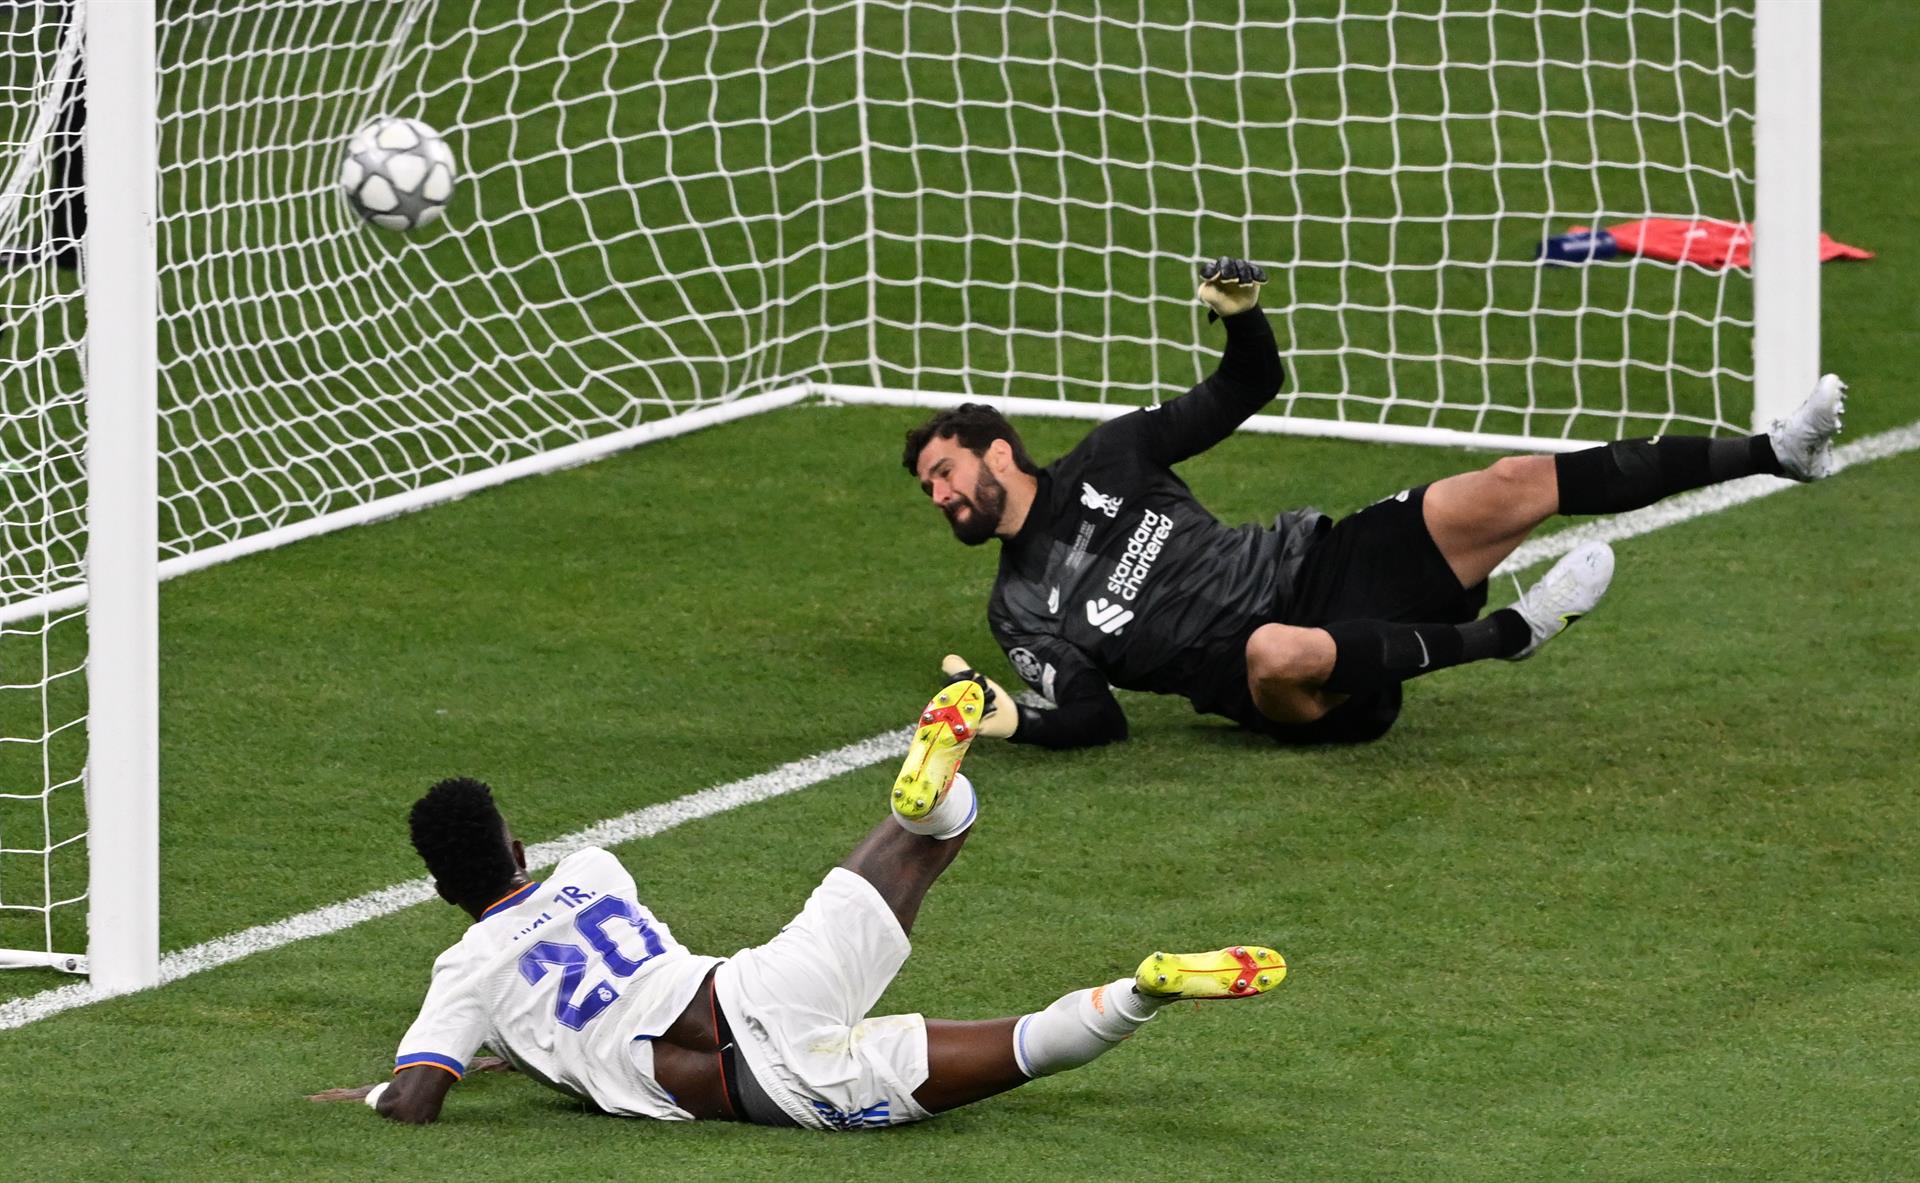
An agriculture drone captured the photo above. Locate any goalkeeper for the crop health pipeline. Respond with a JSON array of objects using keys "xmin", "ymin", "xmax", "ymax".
[{"xmin": 903, "ymin": 256, "xmax": 1848, "ymax": 747}]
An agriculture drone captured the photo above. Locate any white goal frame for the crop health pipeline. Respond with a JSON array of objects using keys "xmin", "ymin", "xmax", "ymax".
[
  {"xmin": 83, "ymin": 0, "xmax": 159, "ymax": 994},
  {"xmin": 5, "ymin": 0, "xmax": 1822, "ymax": 992}
]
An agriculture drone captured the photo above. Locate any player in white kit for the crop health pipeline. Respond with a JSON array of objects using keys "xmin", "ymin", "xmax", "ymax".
[{"xmin": 311, "ymin": 682, "xmax": 1286, "ymax": 1129}]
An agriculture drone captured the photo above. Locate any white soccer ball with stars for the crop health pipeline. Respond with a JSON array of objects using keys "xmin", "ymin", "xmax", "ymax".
[{"xmin": 339, "ymin": 116, "xmax": 457, "ymax": 232}]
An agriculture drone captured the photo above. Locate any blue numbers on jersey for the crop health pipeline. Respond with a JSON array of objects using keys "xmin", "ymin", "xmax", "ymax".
[
  {"xmin": 515, "ymin": 894, "xmax": 665, "ymax": 1031},
  {"xmin": 578, "ymin": 895, "xmax": 667, "ymax": 976},
  {"xmin": 518, "ymin": 942, "xmax": 617, "ymax": 1030}
]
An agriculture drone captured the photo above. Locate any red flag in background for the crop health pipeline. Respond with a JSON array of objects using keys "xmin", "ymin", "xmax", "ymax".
[{"xmin": 1558, "ymin": 218, "xmax": 1874, "ymax": 269}]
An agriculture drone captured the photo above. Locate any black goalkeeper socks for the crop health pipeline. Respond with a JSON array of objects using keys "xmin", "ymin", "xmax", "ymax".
[
  {"xmin": 1555, "ymin": 434, "xmax": 1784, "ymax": 516},
  {"xmin": 1321, "ymin": 611, "xmax": 1531, "ymax": 695}
]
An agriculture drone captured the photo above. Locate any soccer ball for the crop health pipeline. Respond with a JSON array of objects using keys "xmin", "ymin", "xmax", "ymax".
[{"xmin": 339, "ymin": 116, "xmax": 457, "ymax": 232}]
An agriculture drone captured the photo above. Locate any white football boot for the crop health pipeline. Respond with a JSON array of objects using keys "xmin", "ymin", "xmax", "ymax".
[
  {"xmin": 1767, "ymin": 373, "xmax": 1847, "ymax": 482},
  {"xmin": 1505, "ymin": 541, "xmax": 1615, "ymax": 661}
]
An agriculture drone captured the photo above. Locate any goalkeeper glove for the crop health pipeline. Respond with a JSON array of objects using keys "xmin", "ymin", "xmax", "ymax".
[
  {"xmin": 940, "ymin": 654, "xmax": 1020, "ymax": 739},
  {"xmin": 1197, "ymin": 255, "xmax": 1268, "ymax": 322}
]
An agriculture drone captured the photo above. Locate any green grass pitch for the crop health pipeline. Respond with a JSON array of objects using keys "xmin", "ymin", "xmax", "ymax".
[{"xmin": 4, "ymin": 2, "xmax": 1920, "ymax": 1179}]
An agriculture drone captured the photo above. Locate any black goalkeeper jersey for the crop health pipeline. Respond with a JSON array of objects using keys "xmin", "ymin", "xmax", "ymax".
[{"xmin": 990, "ymin": 309, "xmax": 1327, "ymax": 748}]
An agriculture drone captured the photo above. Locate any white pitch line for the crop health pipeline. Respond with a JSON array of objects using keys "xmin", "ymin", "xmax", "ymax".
[
  {"xmin": 1493, "ymin": 420, "xmax": 1920, "ymax": 577},
  {"xmin": 0, "ymin": 729, "xmax": 910, "ymax": 1032},
  {"xmin": 6, "ymin": 417, "xmax": 1919, "ymax": 1034}
]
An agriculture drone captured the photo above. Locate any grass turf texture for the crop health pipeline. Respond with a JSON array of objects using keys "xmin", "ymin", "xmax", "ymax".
[
  {"xmin": 3, "ymin": 1, "xmax": 1919, "ymax": 1179},
  {"xmin": 2, "ymin": 416, "xmax": 1917, "ymax": 1179}
]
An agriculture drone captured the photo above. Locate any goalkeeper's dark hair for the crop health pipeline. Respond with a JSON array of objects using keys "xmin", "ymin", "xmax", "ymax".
[
  {"xmin": 903, "ymin": 403, "xmax": 1041, "ymax": 478},
  {"xmin": 409, "ymin": 777, "xmax": 519, "ymax": 909}
]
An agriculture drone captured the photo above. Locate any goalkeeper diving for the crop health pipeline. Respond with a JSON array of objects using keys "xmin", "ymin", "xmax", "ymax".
[{"xmin": 904, "ymin": 256, "xmax": 1848, "ymax": 747}]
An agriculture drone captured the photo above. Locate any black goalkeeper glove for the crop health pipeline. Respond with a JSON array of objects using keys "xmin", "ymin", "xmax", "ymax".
[
  {"xmin": 1197, "ymin": 255, "xmax": 1268, "ymax": 322},
  {"xmin": 940, "ymin": 654, "xmax": 1020, "ymax": 739}
]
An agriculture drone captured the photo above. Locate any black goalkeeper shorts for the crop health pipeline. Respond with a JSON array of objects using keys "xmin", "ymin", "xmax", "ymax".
[{"xmin": 1218, "ymin": 483, "xmax": 1489, "ymax": 746}]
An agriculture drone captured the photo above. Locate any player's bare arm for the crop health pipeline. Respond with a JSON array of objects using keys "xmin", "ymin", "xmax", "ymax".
[
  {"xmin": 374, "ymin": 1063, "xmax": 457, "ymax": 1124},
  {"xmin": 308, "ymin": 1056, "xmax": 511, "ymax": 1123}
]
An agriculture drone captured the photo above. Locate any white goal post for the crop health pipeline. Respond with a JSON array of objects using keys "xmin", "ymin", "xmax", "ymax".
[
  {"xmin": 81, "ymin": 0, "xmax": 159, "ymax": 992},
  {"xmin": 1752, "ymin": 0, "xmax": 1821, "ymax": 430},
  {"xmin": 0, "ymin": 0, "xmax": 1819, "ymax": 989}
]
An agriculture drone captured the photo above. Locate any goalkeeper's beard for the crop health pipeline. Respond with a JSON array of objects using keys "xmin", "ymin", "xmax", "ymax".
[{"xmin": 945, "ymin": 467, "xmax": 1008, "ymax": 546}]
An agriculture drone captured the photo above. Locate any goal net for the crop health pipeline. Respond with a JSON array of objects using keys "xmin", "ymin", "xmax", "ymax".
[
  {"xmin": 0, "ymin": 0, "xmax": 1798, "ymax": 980},
  {"xmin": 0, "ymin": 0, "xmax": 88, "ymax": 973}
]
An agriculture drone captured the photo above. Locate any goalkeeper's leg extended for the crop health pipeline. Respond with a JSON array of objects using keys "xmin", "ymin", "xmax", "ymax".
[
  {"xmin": 1424, "ymin": 374, "xmax": 1846, "ymax": 590},
  {"xmin": 1241, "ymin": 376, "xmax": 1844, "ymax": 732}
]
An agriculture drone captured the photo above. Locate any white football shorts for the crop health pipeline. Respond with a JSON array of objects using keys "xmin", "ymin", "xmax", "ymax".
[{"xmin": 714, "ymin": 866, "xmax": 932, "ymax": 1130}]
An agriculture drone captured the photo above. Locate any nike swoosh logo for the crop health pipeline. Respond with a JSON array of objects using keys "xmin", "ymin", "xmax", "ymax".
[{"xmin": 1414, "ymin": 632, "xmax": 1430, "ymax": 669}]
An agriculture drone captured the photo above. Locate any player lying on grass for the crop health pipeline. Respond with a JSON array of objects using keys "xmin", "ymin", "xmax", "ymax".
[
  {"xmin": 309, "ymin": 682, "xmax": 1285, "ymax": 1129},
  {"xmin": 904, "ymin": 256, "xmax": 1849, "ymax": 747}
]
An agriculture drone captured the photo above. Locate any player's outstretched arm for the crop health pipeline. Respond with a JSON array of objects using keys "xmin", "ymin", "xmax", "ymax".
[
  {"xmin": 1104, "ymin": 256, "xmax": 1285, "ymax": 468},
  {"xmin": 941, "ymin": 653, "xmax": 1128, "ymax": 749},
  {"xmin": 307, "ymin": 1064, "xmax": 454, "ymax": 1124},
  {"xmin": 307, "ymin": 1057, "xmax": 510, "ymax": 1123}
]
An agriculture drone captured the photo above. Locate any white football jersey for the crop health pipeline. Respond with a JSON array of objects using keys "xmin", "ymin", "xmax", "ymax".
[{"xmin": 394, "ymin": 846, "xmax": 722, "ymax": 1120}]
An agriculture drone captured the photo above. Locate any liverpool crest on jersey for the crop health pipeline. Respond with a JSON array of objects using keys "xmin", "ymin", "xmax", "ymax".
[{"xmin": 1079, "ymin": 482, "xmax": 1124, "ymax": 518}]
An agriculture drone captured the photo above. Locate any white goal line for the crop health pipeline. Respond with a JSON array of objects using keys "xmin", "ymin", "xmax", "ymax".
[{"xmin": 2, "ymin": 416, "xmax": 1915, "ymax": 1032}]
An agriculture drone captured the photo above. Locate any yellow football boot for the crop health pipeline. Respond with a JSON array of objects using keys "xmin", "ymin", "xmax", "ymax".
[
  {"xmin": 1135, "ymin": 945, "xmax": 1287, "ymax": 1000},
  {"xmin": 892, "ymin": 679, "xmax": 984, "ymax": 821}
]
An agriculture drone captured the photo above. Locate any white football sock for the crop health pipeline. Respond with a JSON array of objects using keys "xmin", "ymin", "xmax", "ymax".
[
  {"xmin": 892, "ymin": 771, "xmax": 976, "ymax": 840},
  {"xmin": 1010, "ymin": 977, "xmax": 1159, "ymax": 1078}
]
